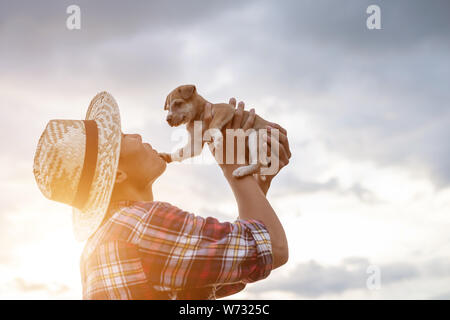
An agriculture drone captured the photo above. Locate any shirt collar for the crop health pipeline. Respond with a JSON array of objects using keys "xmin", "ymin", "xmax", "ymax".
[{"xmin": 104, "ymin": 200, "xmax": 140, "ymax": 222}]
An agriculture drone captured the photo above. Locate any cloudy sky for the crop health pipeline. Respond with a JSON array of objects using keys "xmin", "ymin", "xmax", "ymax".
[{"xmin": 0, "ymin": 0, "xmax": 449, "ymax": 299}]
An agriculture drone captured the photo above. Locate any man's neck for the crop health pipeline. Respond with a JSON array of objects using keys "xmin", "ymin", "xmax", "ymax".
[{"xmin": 110, "ymin": 182, "xmax": 154, "ymax": 203}]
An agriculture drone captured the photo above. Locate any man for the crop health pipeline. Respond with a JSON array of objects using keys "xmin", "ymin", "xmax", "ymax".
[{"xmin": 33, "ymin": 91, "xmax": 291, "ymax": 299}]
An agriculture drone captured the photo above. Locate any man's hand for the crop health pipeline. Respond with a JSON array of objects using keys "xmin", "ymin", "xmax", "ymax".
[
  {"xmin": 204, "ymin": 99, "xmax": 256, "ymax": 172},
  {"xmin": 204, "ymin": 99, "xmax": 289, "ymax": 268},
  {"xmin": 256, "ymin": 122, "xmax": 291, "ymax": 195},
  {"xmin": 225, "ymin": 98, "xmax": 291, "ymax": 195},
  {"xmin": 204, "ymin": 98, "xmax": 291, "ymax": 195}
]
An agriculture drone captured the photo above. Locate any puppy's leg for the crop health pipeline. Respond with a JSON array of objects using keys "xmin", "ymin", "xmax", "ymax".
[
  {"xmin": 233, "ymin": 130, "xmax": 260, "ymax": 178},
  {"xmin": 212, "ymin": 129, "xmax": 224, "ymax": 156},
  {"xmin": 203, "ymin": 127, "xmax": 224, "ymax": 164},
  {"xmin": 205, "ymin": 106, "xmax": 234, "ymax": 161},
  {"xmin": 171, "ymin": 128, "xmax": 203, "ymax": 162},
  {"xmin": 208, "ymin": 105, "xmax": 235, "ymax": 134},
  {"xmin": 259, "ymin": 129, "xmax": 270, "ymax": 167},
  {"xmin": 171, "ymin": 145, "xmax": 204, "ymax": 162},
  {"xmin": 260, "ymin": 155, "xmax": 272, "ymax": 181},
  {"xmin": 158, "ymin": 152, "xmax": 173, "ymax": 163},
  {"xmin": 258, "ymin": 130, "xmax": 270, "ymax": 181},
  {"xmin": 170, "ymin": 146, "xmax": 187, "ymax": 162}
]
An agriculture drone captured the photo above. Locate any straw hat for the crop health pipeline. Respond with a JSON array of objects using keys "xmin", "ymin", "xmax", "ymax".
[{"xmin": 33, "ymin": 92, "xmax": 121, "ymax": 241}]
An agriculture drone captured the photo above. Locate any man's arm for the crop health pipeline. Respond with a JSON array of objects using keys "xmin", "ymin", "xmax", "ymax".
[
  {"xmin": 223, "ymin": 98, "xmax": 292, "ymax": 196},
  {"xmin": 222, "ymin": 166, "xmax": 289, "ymax": 269},
  {"xmin": 254, "ymin": 122, "xmax": 291, "ymax": 195},
  {"xmin": 204, "ymin": 103, "xmax": 289, "ymax": 269},
  {"xmin": 137, "ymin": 202, "xmax": 273, "ymax": 291}
]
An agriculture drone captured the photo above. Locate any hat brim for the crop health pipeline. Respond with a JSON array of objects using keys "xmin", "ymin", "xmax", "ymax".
[{"xmin": 72, "ymin": 92, "xmax": 121, "ymax": 241}]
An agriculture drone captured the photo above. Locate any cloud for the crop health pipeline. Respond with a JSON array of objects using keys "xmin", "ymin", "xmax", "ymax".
[
  {"xmin": 247, "ymin": 256, "xmax": 450, "ymax": 298},
  {"xmin": 248, "ymin": 257, "xmax": 418, "ymax": 297},
  {"xmin": 431, "ymin": 291, "xmax": 450, "ymax": 300},
  {"xmin": 14, "ymin": 277, "xmax": 69, "ymax": 295},
  {"xmin": 0, "ymin": 0, "xmax": 249, "ymax": 76},
  {"xmin": 2, "ymin": 0, "xmax": 449, "ymax": 190},
  {"xmin": 272, "ymin": 174, "xmax": 379, "ymax": 203},
  {"xmin": 266, "ymin": 0, "xmax": 450, "ymax": 51}
]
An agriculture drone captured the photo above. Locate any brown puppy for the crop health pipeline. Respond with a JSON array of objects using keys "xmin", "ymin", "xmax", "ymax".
[{"xmin": 159, "ymin": 84, "xmax": 274, "ymax": 179}]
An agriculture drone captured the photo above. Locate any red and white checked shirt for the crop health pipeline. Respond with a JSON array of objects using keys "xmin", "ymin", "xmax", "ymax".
[{"xmin": 80, "ymin": 200, "xmax": 273, "ymax": 299}]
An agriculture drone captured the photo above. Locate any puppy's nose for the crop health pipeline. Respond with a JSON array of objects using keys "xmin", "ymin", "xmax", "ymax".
[{"xmin": 166, "ymin": 114, "xmax": 173, "ymax": 123}]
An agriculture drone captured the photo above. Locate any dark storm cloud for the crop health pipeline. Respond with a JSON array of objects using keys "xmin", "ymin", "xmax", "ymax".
[
  {"xmin": 0, "ymin": 0, "xmax": 250, "ymax": 96},
  {"xmin": 252, "ymin": 0, "xmax": 450, "ymax": 186},
  {"xmin": 265, "ymin": 0, "xmax": 450, "ymax": 50},
  {"xmin": 0, "ymin": 0, "xmax": 242, "ymax": 44},
  {"xmin": 1, "ymin": 0, "xmax": 449, "ymax": 188},
  {"xmin": 0, "ymin": 0, "xmax": 247, "ymax": 71}
]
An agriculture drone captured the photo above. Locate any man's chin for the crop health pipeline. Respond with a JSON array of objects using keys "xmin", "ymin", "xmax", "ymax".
[
  {"xmin": 156, "ymin": 157, "xmax": 167, "ymax": 175},
  {"xmin": 160, "ymin": 158, "xmax": 167, "ymax": 171},
  {"xmin": 144, "ymin": 163, "xmax": 166, "ymax": 187}
]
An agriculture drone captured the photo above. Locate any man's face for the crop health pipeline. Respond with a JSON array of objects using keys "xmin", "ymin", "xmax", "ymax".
[{"xmin": 118, "ymin": 133, "xmax": 166, "ymax": 188}]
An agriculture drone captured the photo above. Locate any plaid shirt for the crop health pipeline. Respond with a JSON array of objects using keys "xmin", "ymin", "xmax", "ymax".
[{"xmin": 80, "ymin": 200, "xmax": 273, "ymax": 299}]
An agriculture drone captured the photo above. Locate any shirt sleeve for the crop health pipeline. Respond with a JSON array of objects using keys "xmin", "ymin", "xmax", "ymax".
[{"xmin": 136, "ymin": 201, "xmax": 273, "ymax": 291}]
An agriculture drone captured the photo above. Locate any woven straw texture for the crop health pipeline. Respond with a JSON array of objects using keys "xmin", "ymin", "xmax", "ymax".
[{"xmin": 33, "ymin": 92, "xmax": 121, "ymax": 241}]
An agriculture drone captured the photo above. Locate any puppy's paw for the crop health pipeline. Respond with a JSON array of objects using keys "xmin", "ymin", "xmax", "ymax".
[
  {"xmin": 172, "ymin": 154, "xmax": 182, "ymax": 162},
  {"xmin": 260, "ymin": 155, "xmax": 270, "ymax": 167},
  {"xmin": 233, "ymin": 166, "xmax": 251, "ymax": 178},
  {"xmin": 213, "ymin": 136, "xmax": 223, "ymax": 151},
  {"xmin": 158, "ymin": 152, "xmax": 173, "ymax": 163}
]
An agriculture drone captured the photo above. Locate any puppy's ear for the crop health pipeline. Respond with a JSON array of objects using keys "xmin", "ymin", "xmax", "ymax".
[
  {"xmin": 178, "ymin": 85, "xmax": 196, "ymax": 100},
  {"xmin": 164, "ymin": 95, "xmax": 169, "ymax": 111}
]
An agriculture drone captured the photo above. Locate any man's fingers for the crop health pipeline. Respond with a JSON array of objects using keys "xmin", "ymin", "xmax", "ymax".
[
  {"xmin": 224, "ymin": 98, "xmax": 237, "ymax": 130},
  {"xmin": 264, "ymin": 134, "xmax": 289, "ymax": 168},
  {"xmin": 269, "ymin": 138, "xmax": 290, "ymax": 162},
  {"xmin": 267, "ymin": 126, "xmax": 291, "ymax": 159},
  {"xmin": 268, "ymin": 122, "xmax": 287, "ymax": 136},
  {"xmin": 265, "ymin": 133, "xmax": 279, "ymax": 158},
  {"xmin": 232, "ymin": 101, "xmax": 245, "ymax": 129},
  {"xmin": 242, "ymin": 108, "xmax": 256, "ymax": 130},
  {"xmin": 279, "ymin": 145, "xmax": 290, "ymax": 165}
]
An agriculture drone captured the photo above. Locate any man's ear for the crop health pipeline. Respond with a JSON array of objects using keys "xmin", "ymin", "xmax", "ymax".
[
  {"xmin": 178, "ymin": 85, "xmax": 196, "ymax": 100},
  {"xmin": 164, "ymin": 94, "xmax": 169, "ymax": 111},
  {"xmin": 114, "ymin": 168, "xmax": 128, "ymax": 184}
]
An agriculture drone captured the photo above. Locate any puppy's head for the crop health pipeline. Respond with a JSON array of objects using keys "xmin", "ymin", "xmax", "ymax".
[{"xmin": 164, "ymin": 84, "xmax": 198, "ymax": 127}]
